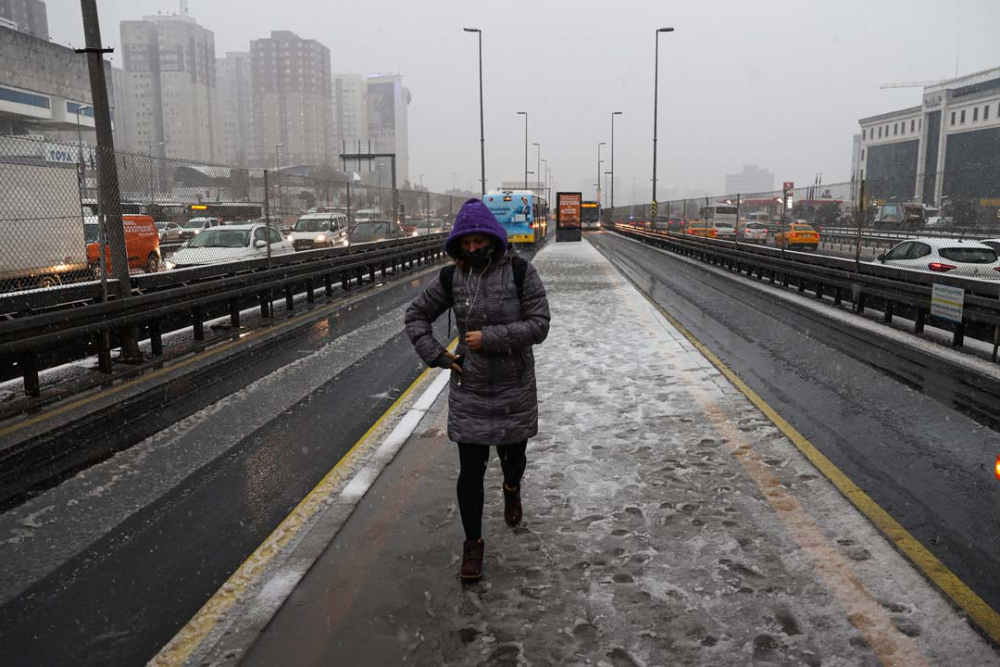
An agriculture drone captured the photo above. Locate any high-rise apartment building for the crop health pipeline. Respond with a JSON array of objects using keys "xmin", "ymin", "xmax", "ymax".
[
  {"xmin": 250, "ymin": 30, "xmax": 332, "ymax": 167},
  {"xmin": 365, "ymin": 73, "xmax": 410, "ymax": 185},
  {"xmin": 724, "ymin": 164, "xmax": 775, "ymax": 195},
  {"xmin": 216, "ymin": 52, "xmax": 254, "ymax": 165},
  {"xmin": 120, "ymin": 14, "xmax": 218, "ymax": 162},
  {"xmin": 0, "ymin": 0, "xmax": 48, "ymax": 39},
  {"xmin": 332, "ymin": 74, "xmax": 368, "ymax": 161}
]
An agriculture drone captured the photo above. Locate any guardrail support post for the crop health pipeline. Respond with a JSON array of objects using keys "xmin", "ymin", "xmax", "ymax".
[
  {"xmin": 324, "ymin": 274, "xmax": 333, "ymax": 297},
  {"xmin": 259, "ymin": 291, "xmax": 271, "ymax": 318},
  {"xmin": 192, "ymin": 306, "xmax": 204, "ymax": 341},
  {"xmin": 914, "ymin": 308, "xmax": 925, "ymax": 333},
  {"xmin": 381, "ymin": 261, "xmax": 387, "ymax": 278},
  {"xmin": 815, "ymin": 284, "xmax": 824, "ymax": 300},
  {"xmin": 883, "ymin": 300, "xmax": 894, "ymax": 324},
  {"xmin": 150, "ymin": 320, "xmax": 163, "ymax": 356},
  {"xmin": 21, "ymin": 352, "xmax": 40, "ymax": 398},
  {"xmin": 341, "ymin": 272, "xmax": 350, "ymax": 291},
  {"xmin": 229, "ymin": 299, "xmax": 240, "ymax": 329},
  {"xmin": 97, "ymin": 330, "xmax": 112, "ymax": 373},
  {"xmin": 833, "ymin": 287, "xmax": 842, "ymax": 306},
  {"xmin": 953, "ymin": 322, "xmax": 965, "ymax": 348},
  {"xmin": 797, "ymin": 278, "xmax": 806, "ymax": 294},
  {"xmin": 855, "ymin": 293, "xmax": 866, "ymax": 315},
  {"xmin": 285, "ymin": 286, "xmax": 295, "ymax": 312},
  {"xmin": 369, "ymin": 265, "xmax": 376, "ymax": 283},
  {"xmin": 356, "ymin": 268, "xmax": 364, "ymax": 287},
  {"xmin": 306, "ymin": 279, "xmax": 315, "ymax": 304}
]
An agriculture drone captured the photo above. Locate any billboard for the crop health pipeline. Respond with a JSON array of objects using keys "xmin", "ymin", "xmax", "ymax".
[
  {"xmin": 484, "ymin": 192, "xmax": 535, "ymax": 244},
  {"xmin": 557, "ymin": 192, "xmax": 582, "ymax": 228},
  {"xmin": 367, "ymin": 81, "xmax": 396, "ymax": 135}
]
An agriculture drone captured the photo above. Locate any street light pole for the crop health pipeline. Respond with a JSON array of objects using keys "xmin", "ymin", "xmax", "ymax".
[
  {"xmin": 463, "ymin": 28, "xmax": 486, "ymax": 197},
  {"xmin": 532, "ymin": 142, "xmax": 540, "ymax": 194},
  {"xmin": 652, "ymin": 27, "xmax": 674, "ymax": 214},
  {"xmin": 611, "ymin": 111, "xmax": 622, "ymax": 212},
  {"xmin": 275, "ymin": 143, "xmax": 284, "ymax": 216},
  {"xmin": 597, "ymin": 142, "xmax": 606, "ymax": 201},
  {"xmin": 517, "ymin": 111, "xmax": 528, "ymax": 191}
]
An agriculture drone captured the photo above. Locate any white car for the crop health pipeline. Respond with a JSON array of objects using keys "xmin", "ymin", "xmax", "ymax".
[
  {"xmin": 713, "ymin": 221, "xmax": 737, "ymax": 239},
  {"xmin": 171, "ymin": 223, "xmax": 294, "ymax": 268},
  {"xmin": 876, "ymin": 238, "xmax": 1000, "ymax": 280},
  {"xmin": 740, "ymin": 221, "xmax": 769, "ymax": 243},
  {"xmin": 979, "ymin": 238, "xmax": 1000, "ymax": 253},
  {"xmin": 287, "ymin": 212, "xmax": 349, "ymax": 251}
]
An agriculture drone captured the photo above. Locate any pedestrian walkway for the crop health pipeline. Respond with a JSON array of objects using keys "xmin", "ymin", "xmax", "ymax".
[{"xmin": 238, "ymin": 240, "xmax": 996, "ymax": 666}]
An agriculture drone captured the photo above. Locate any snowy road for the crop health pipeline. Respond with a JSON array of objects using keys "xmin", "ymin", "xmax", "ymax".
[
  {"xmin": 588, "ymin": 231, "xmax": 1000, "ymax": 625},
  {"xmin": 239, "ymin": 240, "xmax": 998, "ymax": 666}
]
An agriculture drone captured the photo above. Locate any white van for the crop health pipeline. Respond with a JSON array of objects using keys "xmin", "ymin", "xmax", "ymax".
[{"xmin": 288, "ymin": 212, "xmax": 350, "ymax": 251}]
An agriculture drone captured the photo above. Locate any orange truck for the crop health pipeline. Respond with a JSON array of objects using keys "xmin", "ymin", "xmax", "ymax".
[{"xmin": 86, "ymin": 214, "xmax": 162, "ymax": 275}]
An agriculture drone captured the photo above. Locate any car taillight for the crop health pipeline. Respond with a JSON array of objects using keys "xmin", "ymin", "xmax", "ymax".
[
  {"xmin": 995, "ymin": 454, "xmax": 1000, "ymax": 480},
  {"xmin": 994, "ymin": 267, "xmax": 1000, "ymax": 273},
  {"xmin": 928, "ymin": 262, "xmax": 956, "ymax": 272},
  {"xmin": 529, "ymin": 222, "xmax": 534, "ymax": 229}
]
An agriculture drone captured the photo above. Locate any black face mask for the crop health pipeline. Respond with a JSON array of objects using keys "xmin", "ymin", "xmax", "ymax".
[{"xmin": 461, "ymin": 245, "xmax": 493, "ymax": 269}]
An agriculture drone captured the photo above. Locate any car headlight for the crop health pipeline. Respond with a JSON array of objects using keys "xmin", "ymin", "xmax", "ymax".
[
  {"xmin": 163, "ymin": 260, "xmax": 176, "ymax": 270},
  {"xmin": 315, "ymin": 234, "xmax": 325, "ymax": 242},
  {"xmin": 193, "ymin": 229, "xmax": 201, "ymax": 235},
  {"xmin": 287, "ymin": 233, "xmax": 295, "ymax": 241}
]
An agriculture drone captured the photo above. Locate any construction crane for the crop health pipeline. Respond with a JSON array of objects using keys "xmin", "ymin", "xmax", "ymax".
[{"xmin": 879, "ymin": 80, "xmax": 947, "ymax": 89}]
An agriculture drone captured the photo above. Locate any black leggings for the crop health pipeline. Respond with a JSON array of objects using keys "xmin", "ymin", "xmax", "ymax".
[{"xmin": 456, "ymin": 441, "xmax": 527, "ymax": 541}]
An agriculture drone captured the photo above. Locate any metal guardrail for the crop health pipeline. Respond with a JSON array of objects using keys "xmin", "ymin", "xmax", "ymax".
[
  {"xmin": 1, "ymin": 233, "xmax": 449, "ymax": 397},
  {"xmin": 609, "ymin": 224, "xmax": 1000, "ymax": 360},
  {"xmin": 817, "ymin": 226, "xmax": 1000, "ymax": 252}
]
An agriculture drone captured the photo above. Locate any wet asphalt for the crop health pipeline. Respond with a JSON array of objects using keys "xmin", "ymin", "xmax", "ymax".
[{"xmin": 588, "ymin": 231, "xmax": 1000, "ymax": 620}]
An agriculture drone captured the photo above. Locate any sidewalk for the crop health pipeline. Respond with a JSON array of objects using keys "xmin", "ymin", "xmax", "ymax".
[{"xmin": 238, "ymin": 240, "xmax": 998, "ymax": 667}]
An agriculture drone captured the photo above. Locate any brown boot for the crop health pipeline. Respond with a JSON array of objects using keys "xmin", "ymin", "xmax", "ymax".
[
  {"xmin": 460, "ymin": 539, "xmax": 485, "ymax": 580},
  {"xmin": 503, "ymin": 483, "xmax": 522, "ymax": 527}
]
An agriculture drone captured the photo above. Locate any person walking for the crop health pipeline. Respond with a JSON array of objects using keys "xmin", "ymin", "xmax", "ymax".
[{"xmin": 405, "ymin": 198, "xmax": 550, "ymax": 581}]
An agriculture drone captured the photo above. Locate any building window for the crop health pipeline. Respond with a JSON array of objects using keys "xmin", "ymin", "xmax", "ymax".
[
  {"xmin": 951, "ymin": 111, "xmax": 956, "ymax": 125},
  {"xmin": 878, "ymin": 127, "xmax": 882, "ymax": 138},
  {"xmin": 894, "ymin": 123, "xmax": 898, "ymax": 136},
  {"xmin": 861, "ymin": 149, "xmax": 865, "ymax": 161},
  {"xmin": 961, "ymin": 109, "xmax": 966, "ymax": 124},
  {"xmin": 974, "ymin": 107, "xmax": 979, "ymax": 122},
  {"xmin": 910, "ymin": 119, "xmax": 915, "ymax": 132},
  {"xmin": 0, "ymin": 86, "xmax": 51, "ymax": 109},
  {"xmin": 986, "ymin": 105, "xmax": 991, "ymax": 121}
]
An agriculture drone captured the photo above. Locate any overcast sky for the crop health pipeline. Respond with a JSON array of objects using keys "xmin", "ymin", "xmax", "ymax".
[{"xmin": 49, "ymin": 0, "xmax": 1000, "ymax": 202}]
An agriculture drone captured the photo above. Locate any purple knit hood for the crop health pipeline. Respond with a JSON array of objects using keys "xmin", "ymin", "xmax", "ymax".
[{"xmin": 445, "ymin": 198, "xmax": 509, "ymax": 258}]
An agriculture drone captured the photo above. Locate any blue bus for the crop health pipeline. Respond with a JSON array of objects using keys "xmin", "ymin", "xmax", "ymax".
[{"xmin": 484, "ymin": 190, "xmax": 547, "ymax": 245}]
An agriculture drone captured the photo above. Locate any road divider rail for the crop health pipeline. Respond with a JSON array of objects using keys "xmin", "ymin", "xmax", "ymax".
[
  {"xmin": 609, "ymin": 224, "xmax": 1000, "ymax": 359},
  {"xmin": 0, "ymin": 234, "xmax": 449, "ymax": 398}
]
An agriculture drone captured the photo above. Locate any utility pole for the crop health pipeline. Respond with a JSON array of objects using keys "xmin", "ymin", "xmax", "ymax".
[
  {"xmin": 517, "ymin": 111, "xmax": 528, "ymax": 191},
  {"xmin": 78, "ymin": 0, "xmax": 131, "ymax": 299}
]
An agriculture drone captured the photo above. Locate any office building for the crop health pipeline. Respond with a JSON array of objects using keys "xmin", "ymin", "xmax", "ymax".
[
  {"xmin": 0, "ymin": 0, "xmax": 48, "ymax": 40},
  {"xmin": 0, "ymin": 24, "xmax": 110, "ymax": 143},
  {"xmin": 215, "ymin": 51, "xmax": 253, "ymax": 165},
  {"xmin": 365, "ymin": 73, "xmax": 410, "ymax": 185},
  {"xmin": 724, "ymin": 165, "xmax": 775, "ymax": 195},
  {"xmin": 858, "ymin": 66, "xmax": 1000, "ymax": 208},
  {"xmin": 250, "ymin": 30, "xmax": 332, "ymax": 167},
  {"xmin": 120, "ymin": 14, "xmax": 218, "ymax": 162},
  {"xmin": 332, "ymin": 74, "xmax": 368, "ymax": 161}
]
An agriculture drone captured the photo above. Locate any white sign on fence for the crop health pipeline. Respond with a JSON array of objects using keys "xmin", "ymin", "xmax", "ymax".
[{"xmin": 931, "ymin": 283, "xmax": 965, "ymax": 324}]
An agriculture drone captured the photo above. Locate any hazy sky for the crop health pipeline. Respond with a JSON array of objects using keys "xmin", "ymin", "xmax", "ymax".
[{"xmin": 49, "ymin": 0, "xmax": 1000, "ymax": 202}]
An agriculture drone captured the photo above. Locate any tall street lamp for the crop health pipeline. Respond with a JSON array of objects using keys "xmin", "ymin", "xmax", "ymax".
[
  {"xmin": 652, "ymin": 27, "xmax": 674, "ymax": 212},
  {"xmin": 517, "ymin": 111, "xmax": 528, "ymax": 191},
  {"xmin": 275, "ymin": 143, "xmax": 284, "ymax": 215},
  {"xmin": 532, "ymin": 142, "xmax": 541, "ymax": 193},
  {"xmin": 463, "ymin": 28, "xmax": 486, "ymax": 197},
  {"xmin": 597, "ymin": 142, "xmax": 606, "ymax": 201},
  {"xmin": 611, "ymin": 111, "xmax": 622, "ymax": 211}
]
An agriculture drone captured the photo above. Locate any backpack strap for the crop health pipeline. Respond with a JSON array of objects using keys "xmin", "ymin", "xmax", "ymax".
[
  {"xmin": 510, "ymin": 255, "xmax": 528, "ymax": 302},
  {"xmin": 439, "ymin": 264, "xmax": 457, "ymax": 303}
]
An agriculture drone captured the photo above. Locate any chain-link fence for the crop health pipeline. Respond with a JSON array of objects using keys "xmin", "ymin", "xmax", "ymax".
[{"xmin": 0, "ymin": 134, "xmax": 469, "ymax": 295}]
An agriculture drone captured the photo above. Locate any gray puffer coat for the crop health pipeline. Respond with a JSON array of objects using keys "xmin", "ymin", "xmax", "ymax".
[{"xmin": 405, "ymin": 252, "xmax": 550, "ymax": 446}]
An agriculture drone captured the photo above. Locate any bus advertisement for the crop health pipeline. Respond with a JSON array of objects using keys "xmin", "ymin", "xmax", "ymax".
[{"xmin": 485, "ymin": 191, "xmax": 537, "ymax": 244}]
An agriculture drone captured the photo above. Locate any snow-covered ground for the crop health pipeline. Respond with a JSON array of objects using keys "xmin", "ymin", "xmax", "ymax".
[{"xmin": 386, "ymin": 241, "xmax": 998, "ymax": 666}]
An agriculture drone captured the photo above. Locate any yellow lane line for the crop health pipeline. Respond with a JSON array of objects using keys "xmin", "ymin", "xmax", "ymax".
[
  {"xmin": 150, "ymin": 337, "xmax": 457, "ymax": 667},
  {"xmin": 627, "ymin": 266, "xmax": 1000, "ymax": 646},
  {"xmin": 1, "ymin": 267, "xmax": 439, "ymax": 440}
]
